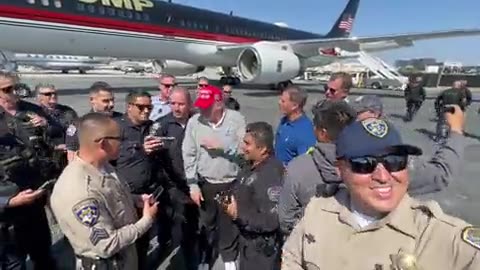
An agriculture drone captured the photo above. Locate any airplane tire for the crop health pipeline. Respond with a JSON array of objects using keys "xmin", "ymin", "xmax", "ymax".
[
  {"xmin": 220, "ymin": 76, "xmax": 227, "ymax": 85},
  {"xmin": 277, "ymin": 80, "xmax": 293, "ymax": 91}
]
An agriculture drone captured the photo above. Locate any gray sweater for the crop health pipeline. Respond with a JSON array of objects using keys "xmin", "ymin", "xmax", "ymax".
[{"xmin": 182, "ymin": 109, "xmax": 246, "ymax": 192}]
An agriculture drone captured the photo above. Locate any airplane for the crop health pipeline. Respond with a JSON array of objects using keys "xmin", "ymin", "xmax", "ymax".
[
  {"xmin": 13, "ymin": 53, "xmax": 112, "ymax": 73},
  {"xmin": 0, "ymin": 0, "xmax": 479, "ymax": 89}
]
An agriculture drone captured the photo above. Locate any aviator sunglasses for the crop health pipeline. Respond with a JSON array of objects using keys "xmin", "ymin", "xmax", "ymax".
[{"xmin": 348, "ymin": 155, "xmax": 408, "ymax": 174}]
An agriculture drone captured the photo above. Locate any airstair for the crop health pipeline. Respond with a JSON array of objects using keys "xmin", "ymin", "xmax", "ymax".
[{"xmin": 356, "ymin": 51, "xmax": 407, "ymax": 90}]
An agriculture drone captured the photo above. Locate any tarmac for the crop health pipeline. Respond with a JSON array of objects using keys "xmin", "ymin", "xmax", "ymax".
[{"xmin": 17, "ymin": 73, "xmax": 480, "ymax": 269}]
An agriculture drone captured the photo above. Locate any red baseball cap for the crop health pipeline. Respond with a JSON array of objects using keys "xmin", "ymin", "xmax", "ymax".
[{"xmin": 194, "ymin": 85, "xmax": 223, "ymax": 109}]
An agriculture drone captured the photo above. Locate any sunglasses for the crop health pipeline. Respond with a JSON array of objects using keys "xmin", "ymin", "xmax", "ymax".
[
  {"xmin": 348, "ymin": 155, "xmax": 408, "ymax": 174},
  {"xmin": 94, "ymin": 136, "xmax": 121, "ymax": 143},
  {"xmin": 161, "ymin": 83, "xmax": 177, "ymax": 88},
  {"xmin": 324, "ymin": 85, "xmax": 338, "ymax": 94},
  {"xmin": 131, "ymin": 103, "xmax": 153, "ymax": 111},
  {"xmin": 0, "ymin": 85, "xmax": 15, "ymax": 94},
  {"xmin": 40, "ymin": 92, "xmax": 57, "ymax": 97},
  {"xmin": 198, "ymin": 84, "xmax": 208, "ymax": 88}
]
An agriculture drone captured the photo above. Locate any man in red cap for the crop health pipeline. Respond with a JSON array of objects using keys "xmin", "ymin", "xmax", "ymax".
[{"xmin": 182, "ymin": 85, "xmax": 246, "ymax": 270}]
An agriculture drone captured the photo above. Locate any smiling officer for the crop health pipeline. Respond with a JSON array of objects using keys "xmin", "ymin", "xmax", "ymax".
[{"xmin": 282, "ymin": 118, "xmax": 479, "ymax": 270}]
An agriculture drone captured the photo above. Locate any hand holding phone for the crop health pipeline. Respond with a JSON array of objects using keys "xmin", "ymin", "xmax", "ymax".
[
  {"xmin": 38, "ymin": 180, "xmax": 55, "ymax": 191},
  {"xmin": 152, "ymin": 186, "xmax": 164, "ymax": 201}
]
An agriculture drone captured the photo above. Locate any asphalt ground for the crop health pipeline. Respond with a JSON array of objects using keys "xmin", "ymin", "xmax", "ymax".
[{"xmin": 17, "ymin": 74, "xmax": 480, "ymax": 269}]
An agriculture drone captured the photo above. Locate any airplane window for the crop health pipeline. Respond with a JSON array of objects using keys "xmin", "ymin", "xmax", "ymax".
[
  {"xmin": 54, "ymin": 0, "xmax": 61, "ymax": 8},
  {"xmin": 41, "ymin": 0, "xmax": 49, "ymax": 6},
  {"xmin": 193, "ymin": 22, "xmax": 198, "ymax": 29},
  {"xmin": 87, "ymin": 5, "xmax": 95, "ymax": 14},
  {"xmin": 180, "ymin": 20, "xmax": 185, "ymax": 27},
  {"xmin": 118, "ymin": 10, "xmax": 125, "ymax": 18},
  {"xmin": 215, "ymin": 26, "xmax": 220, "ymax": 32},
  {"xmin": 166, "ymin": 15, "xmax": 173, "ymax": 23},
  {"xmin": 135, "ymin": 12, "xmax": 142, "ymax": 21},
  {"xmin": 27, "ymin": 0, "xmax": 35, "ymax": 4},
  {"xmin": 205, "ymin": 24, "xmax": 209, "ymax": 30},
  {"xmin": 143, "ymin": 14, "xmax": 150, "ymax": 21},
  {"xmin": 126, "ymin": 11, "xmax": 133, "ymax": 19},
  {"xmin": 98, "ymin": 6, "xmax": 105, "ymax": 15},
  {"xmin": 107, "ymin": 8, "xmax": 115, "ymax": 16},
  {"xmin": 187, "ymin": 21, "xmax": 192, "ymax": 28},
  {"xmin": 76, "ymin": 3, "xmax": 85, "ymax": 12}
]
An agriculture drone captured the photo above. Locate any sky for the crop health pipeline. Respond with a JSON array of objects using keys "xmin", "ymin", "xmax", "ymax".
[{"xmin": 173, "ymin": 0, "xmax": 480, "ymax": 65}]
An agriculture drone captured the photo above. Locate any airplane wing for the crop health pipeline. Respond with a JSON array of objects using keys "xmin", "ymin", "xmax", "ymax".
[{"xmin": 217, "ymin": 28, "xmax": 480, "ymax": 57}]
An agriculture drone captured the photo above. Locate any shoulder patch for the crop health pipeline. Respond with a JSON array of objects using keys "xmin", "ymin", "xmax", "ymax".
[
  {"xmin": 306, "ymin": 146, "xmax": 315, "ymax": 155},
  {"xmin": 72, "ymin": 199, "xmax": 100, "ymax": 227},
  {"xmin": 462, "ymin": 226, "xmax": 480, "ymax": 250},
  {"xmin": 267, "ymin": 186, "xmax": 282, "ymax": 202},
  {"xmin": 89, "ymin": 227, "xmax": 109, "ymax": 246},
  {"xmin": 361, "ymin": 118, "xmax": 388, "ymax": 138},
  {"xmin": 66, "ymin": 124, "xmax": 77, "ymax": 136}
]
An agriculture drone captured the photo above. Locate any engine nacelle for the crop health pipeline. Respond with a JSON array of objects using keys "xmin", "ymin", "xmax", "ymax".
[
  {"xmin": 237, "ymin": 44, "xmax": 302, "ymax": 84},
  {"xmin": 152, "ymin": 60, "xmax": 205, "ymax": 76},
  {"xmin": 0, "ymin": 51, "xmax": 17, "ymax": 72}
]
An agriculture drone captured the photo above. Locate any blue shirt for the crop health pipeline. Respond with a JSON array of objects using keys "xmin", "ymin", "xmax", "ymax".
[
  {"xmin": 275, "ymin": 114, "xmax": 316, "ymax": 166},
  {"xmin": 150, "ymin": 96, "xmax": 171, "ymax": 121}
]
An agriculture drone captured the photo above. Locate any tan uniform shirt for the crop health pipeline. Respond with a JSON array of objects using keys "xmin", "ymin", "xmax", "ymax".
[
  {"xmin": 282, "ymin": 189, "xmax": 480, "ymax": 270},
  {"xmin": 50, "ymin": 156, "xmax": 153, "ymax": 270}
]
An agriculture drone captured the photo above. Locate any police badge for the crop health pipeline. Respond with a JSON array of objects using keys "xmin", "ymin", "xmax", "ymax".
[
  {"xmin": 66, "ymin": 124, "xmax": 77, "ymax": 136},
  {"xmin": 73, "ymin": 199, "xmax": 100, "ymax": 227},
  {"xmin": 462, "ymin": 226, "xmax": 480, "ymax": 250},
  {"xmin": 361, "ymin": 118, "xmax": 388, "ymax": 138}
]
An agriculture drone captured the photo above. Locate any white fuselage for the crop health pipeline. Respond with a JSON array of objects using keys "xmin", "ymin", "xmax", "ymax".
[{"xmin": 0, "ymin": 17, "xmax": 239, "ymax": 67}]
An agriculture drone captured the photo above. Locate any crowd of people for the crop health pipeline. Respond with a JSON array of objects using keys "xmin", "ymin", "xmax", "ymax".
[{"xmin": 0, "ymin": 70, "xmax": 478, "ymax": 270}]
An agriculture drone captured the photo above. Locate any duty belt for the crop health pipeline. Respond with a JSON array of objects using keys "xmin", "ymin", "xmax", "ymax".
[{"xmin": 75, "ymin": 254, "xmax": 121, "ymax": 270}]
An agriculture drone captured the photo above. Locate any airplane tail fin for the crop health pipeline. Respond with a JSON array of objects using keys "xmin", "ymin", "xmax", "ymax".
[{"xmin": 326, "ymin": 0, "xmax": 360, "ymax": 38}]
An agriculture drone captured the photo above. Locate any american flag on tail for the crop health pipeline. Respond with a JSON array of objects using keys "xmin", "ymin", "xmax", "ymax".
[{"xmin": 338, "ymin": 14, "xmax": 354, "ymax": 32}]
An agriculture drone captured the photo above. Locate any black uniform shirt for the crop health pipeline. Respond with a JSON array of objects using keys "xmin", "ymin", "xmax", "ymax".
[
  {"xmin": 114, "ymin": 115, "xmax": 155, "ymax": 194},
  {"xmin": 40, "ymin": 103, "xmax": 78, "ymax": 145},
  {"xmin": 436, "ymin": 88, "xmax": 468, "ymax": 111},
  {"xmin": 234, "ymin": 156, "xmax": 284, "ymax": 234},
  {"xmin": 404, "ymin": 84, "xmax": 426, "ymax": 102},
  {"xmin": 156, "ymin": 113, "xmax": 191, "ymax": 188},
  {"xmin": 65, "ymin": 110, "xmax": 122, "ymax": 152},
  {"xmin": 225, "ymin": 97, "xmax": 240, "ymax": 111}
]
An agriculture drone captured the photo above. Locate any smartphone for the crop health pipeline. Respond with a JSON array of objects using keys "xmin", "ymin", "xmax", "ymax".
[
  {"xmin": 152, "ymin": 186, "xmax": 164, "ymax": 201},
  {"xmin": 38, "ymin": 179, "xmax": 55, "ymax": 190},
  {"xmin": 158, "ymin": 137, "xmax": 175, "ymax": 141}
]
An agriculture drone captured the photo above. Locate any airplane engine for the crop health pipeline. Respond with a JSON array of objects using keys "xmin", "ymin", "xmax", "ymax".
[
  {"xmin": 0, "ymin": 51, "xmax": 17, "ymax": 72},
  {"xmin": 152, "ymin": 60, "xmax": 205, "ymax": 76},
  {"xmin": 237, "ymin": 44, "xmax": 303, "ymax": 84}
]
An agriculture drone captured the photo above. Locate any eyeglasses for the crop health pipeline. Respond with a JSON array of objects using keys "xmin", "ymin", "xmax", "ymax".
[
  {"xmin": 161, "ymin": 83, "xmax": 177, "ymax": 88},
  {"xmin": 94, "ymin": 136, "xmax": 121, "ymax": 143},
  {"xmin": 0, "ymin": 85, "xmax": 14, "ymax": 94},
  {"xmin": 324, "ymin": 85, "xmax": 338, "ymax": 94},
  {"xmin": 198, "ymin": 84, "xmax": 208, "ymax": 88},
  {"xmin": 131, "ymin": 103, "xmax": 153, "ymax": 111},
  {"xmin": 40, "ymin": 92, "xmax": 57, "ymax": 97},
  {"xmin": 348, "ymin": 155, "xmax": 408, "ymax": 174}
]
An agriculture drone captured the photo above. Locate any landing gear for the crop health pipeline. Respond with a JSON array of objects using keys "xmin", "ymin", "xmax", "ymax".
[
  {"xmin": 271, "ymin": 80, "xmax": 293, "ymax": 91},
  {"xmin": 220, "ymin": 66, "xmax": 241, "ymax": 86},
  {"xmin": 220, "ymin": 76, "xmax": 241, "ymax": 86}
]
